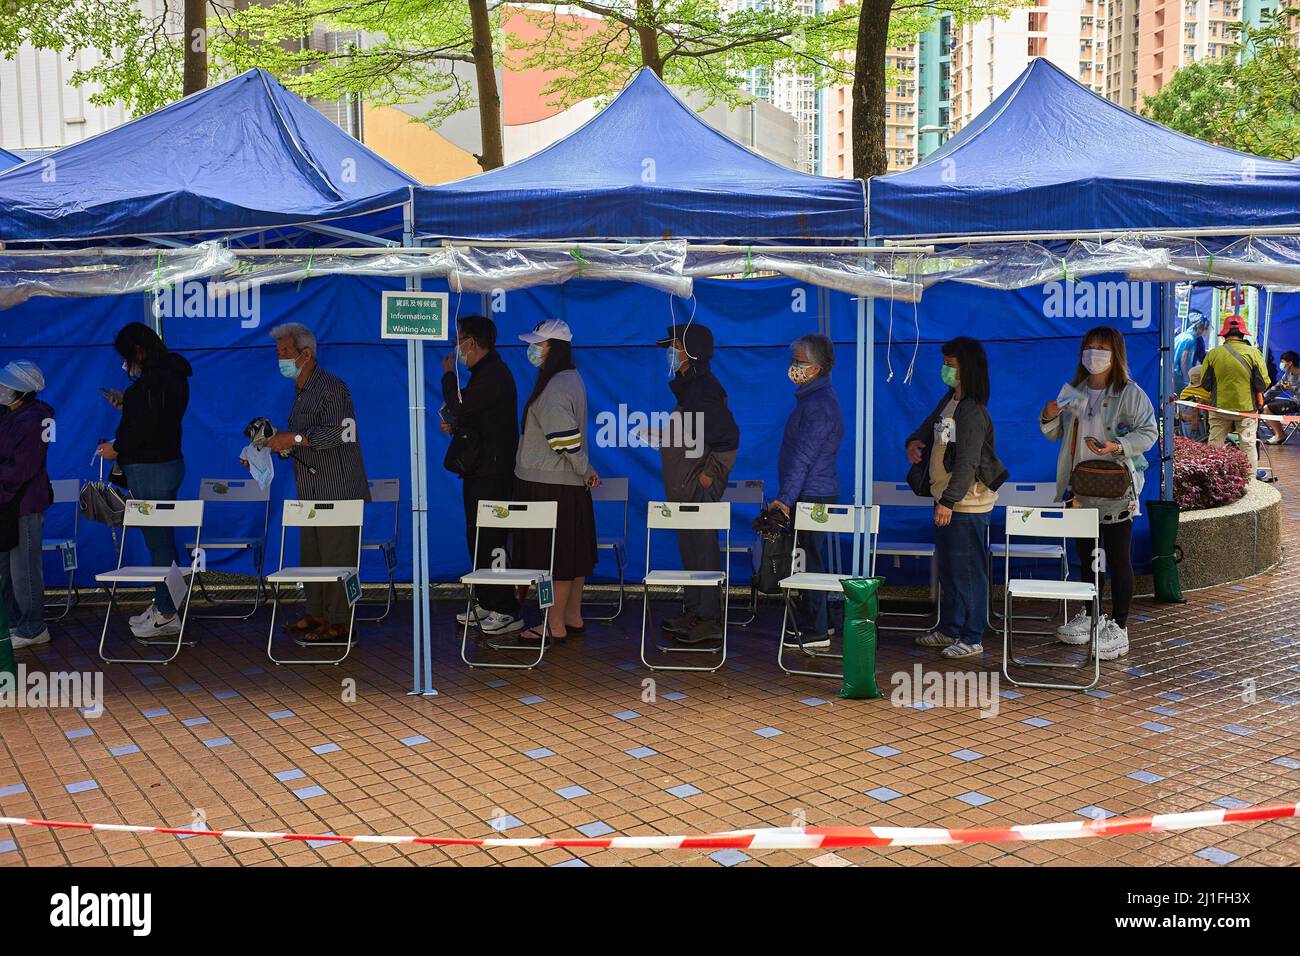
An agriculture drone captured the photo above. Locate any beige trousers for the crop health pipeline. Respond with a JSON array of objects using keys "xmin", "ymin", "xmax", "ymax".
[{"xmin": 1208, "ymin": 411, "xmax": 1259, "ymax": 473}]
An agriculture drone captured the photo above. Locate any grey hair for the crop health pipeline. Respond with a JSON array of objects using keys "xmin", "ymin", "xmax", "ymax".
[
  {"xmin": 269, "ymin": 322, "xmax": 317, "ymax": 355},
  {"xmin": 791, "ymin": 333, "xmax": 834, "ymax": 373}
]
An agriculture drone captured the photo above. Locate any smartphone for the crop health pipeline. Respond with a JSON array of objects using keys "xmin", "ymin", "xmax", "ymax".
[{"xmin": 1084, "ymin": 435, "xmax": 1108, "ymax": 455}]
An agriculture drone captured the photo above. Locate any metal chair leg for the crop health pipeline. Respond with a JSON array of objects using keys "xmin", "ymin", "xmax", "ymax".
[
  {"xmin": 460, "ymin": 583, "xmax": 548, "ymax": 670},
  {"xmin": 266, "ymin": 581, "xmax": 357, "ymax": 666},
  {"xmin": 356, "ymin": 560, "xmax": 396, "ymax": 623},
  {"xmin": 193, "ymin": 564, "xmax": 266, "ymax": 621},
  {"xmin": 642, "ymin": 584, "xmax": 727, "ymax": 673},
  {"xmin": 584, "ymin": 546, "xmax": 626, "ymax": 623},
  {"xmin": 776, "ymin": 588, "xmax": 843, "ymax": 679},
  {"xmin": 97, "ymin": 583, "xmax": 191, "ymax": 666}
]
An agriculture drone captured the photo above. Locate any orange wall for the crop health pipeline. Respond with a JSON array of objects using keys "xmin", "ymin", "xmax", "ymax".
[{"xmin": 362, "ymin": 103, "xmax": 482, "ymax": 185}]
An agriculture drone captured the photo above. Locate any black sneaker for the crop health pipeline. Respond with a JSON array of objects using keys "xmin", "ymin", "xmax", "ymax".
[
  {"xmin": 783, "ymin": 632, "xmax": 831, "ymax": 650},
  {"xmin": 662, "ymin": 612, "xmax": 700, "ymax": 635},
  {"xmin": 675, "ymin": 618, "xmax": 723, "ymax": 644}
]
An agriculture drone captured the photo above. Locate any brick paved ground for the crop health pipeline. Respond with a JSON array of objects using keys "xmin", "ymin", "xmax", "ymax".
[{"xmin": 1, "ymin": 452, "xmax": 1298, "ymax": 868}]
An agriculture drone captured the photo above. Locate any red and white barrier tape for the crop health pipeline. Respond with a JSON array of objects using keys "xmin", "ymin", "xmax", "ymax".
[
  {"xmin": 1174, "ymin": 399, "xmax": 1300, "ymax": 423},
  {"xmin": 3, "ymin": 803, "xmax": 1297, "ymax": 851}
]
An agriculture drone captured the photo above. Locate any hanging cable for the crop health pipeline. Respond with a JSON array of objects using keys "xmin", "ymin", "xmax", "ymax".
[{"xmin": 904, "ymin": 256, "xmax": 921, "ymax": 385}]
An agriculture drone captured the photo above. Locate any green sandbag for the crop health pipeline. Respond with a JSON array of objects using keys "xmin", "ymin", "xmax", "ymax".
[
  {"xmin": 838, "ymin": 577, "xmax": 884, "ymax": 700},
  {"xmin": 1145, "ymin": 500, "xmax": 1186, "ymax": 604},
  {"xmin": 0, "ymin": 600, "xmax": 14, "ymax": 685}
]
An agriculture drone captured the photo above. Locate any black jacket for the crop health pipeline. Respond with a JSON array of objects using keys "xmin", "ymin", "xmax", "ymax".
[
  {"xmin": 114, "ymin": 352, "xmax": 191, "ymax": 465},
  {"xmin": 441, "ymin": 349, "xmax": 519, "ymax": 478},
  {"xmin": 906, "ymin": 390, "xmax": 1008, "ymax": 508}
]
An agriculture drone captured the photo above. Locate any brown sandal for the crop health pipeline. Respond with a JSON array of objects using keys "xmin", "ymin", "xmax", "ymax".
[
  {"xmin": 283, "ymin": 614, "xmax": 325, "ymax": 635},
  {"xmin": 302, "ymin": 623, "xmax": 351, "ymax": 643}
]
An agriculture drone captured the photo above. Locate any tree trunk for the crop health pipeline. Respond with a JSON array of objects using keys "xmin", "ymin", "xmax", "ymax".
[
  {"xmin": 635, "ymin": 0, "xmax": 664, "ymax": 75},
  {"xmin": 468, "ymin": 0, "xmax": 504, "ymax": 170},
  {"xmin": 852, "ymin": 0, "xmax": 892, "ymax": 181},
  {"xmin": 183, "ymin": 0, "xmax": 208, "ymax": 96}
]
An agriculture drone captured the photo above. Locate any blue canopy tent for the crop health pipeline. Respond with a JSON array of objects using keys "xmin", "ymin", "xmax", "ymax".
[
  {"xmin": 0, "ymin": 147, "xmax": 20, "ymax": 171},
  {"xmin": 0, "ymin": 68, "xmax": 414, "ymax": 247}
]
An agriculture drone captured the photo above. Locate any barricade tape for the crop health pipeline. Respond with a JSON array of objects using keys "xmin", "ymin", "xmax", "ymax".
[
  {"xmin": 1174, "ymin": 399, "xmax": 1300, "ymax": 423},
  {"xmin": 3, "ymin": 802, "xmax": 1297, "ymax": 851}
]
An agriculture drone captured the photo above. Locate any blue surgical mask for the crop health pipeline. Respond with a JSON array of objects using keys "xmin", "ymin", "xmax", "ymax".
[
  {"xmin": 667, "ymin": 346, "xmax": 682, "ymax": 375},
  {"xmin": 279, "ymin": 357, "xmax": 300, "ymax": 379},
  {"xmin": 527, "ymin": 343, "xmax": 545, "ymax": 368}
]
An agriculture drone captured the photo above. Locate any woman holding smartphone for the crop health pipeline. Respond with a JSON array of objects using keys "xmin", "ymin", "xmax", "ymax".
[{"xmin": 1040, "ymin": 326, "xmax": 1157, "ymax": 661}]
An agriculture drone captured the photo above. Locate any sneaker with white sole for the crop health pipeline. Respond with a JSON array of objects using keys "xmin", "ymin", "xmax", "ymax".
[
  {"xmin": 457, "ymin": 603, "xmax": 489, "ymax": 626},
  {"xmin": 1057, "ymin": 610, "xmax": 1108, "ymax": 645},
  {"xmin": 479, "ymin": 611, "xmax": 523, "ymax": 636},
  {"xmin": 1093, "ymin": 621, "xmax": 1129, "ymax": 660},
  {"xmin": 783, "ymin": 632, "xmax": 831, "ymax": 649},
  {"xmin": 129, "ymin": 603, "xmax": 161, "ymax": 628},
  {"xmin": 132, "ymin": 614, "xmax": 181, "ymax": 640},
  {"xmin": 941, "ymin": 641, "xmax": 984, "ymax": 658},
  {"xmin": 916, "ymin": 630, "xmax": 956, "ymax": 648},
  {"xmin": 10, "ymin": 628, "xmax": 51, "ymax": 650}
]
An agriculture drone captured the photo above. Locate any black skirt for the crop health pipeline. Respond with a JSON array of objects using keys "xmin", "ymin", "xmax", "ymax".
[{"xmin": 513, "ymin": 477, "xmax": 597, "ymax": 581}]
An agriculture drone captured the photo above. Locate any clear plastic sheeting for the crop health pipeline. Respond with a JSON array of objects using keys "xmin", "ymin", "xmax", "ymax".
[
  {"xmin": 683, "ymin": 250, "xmax": 923, "ymax": 302},
  {"xmin": 0, "ymin": 243, "xmax": 234, "ymax": 309},
  {"xmin": 444, "ymin": 241, "xmax": 692, "ymax": 297},
  {"xmin": 223, "ymin": 249, "xmax": 454, "ymax": 290}
]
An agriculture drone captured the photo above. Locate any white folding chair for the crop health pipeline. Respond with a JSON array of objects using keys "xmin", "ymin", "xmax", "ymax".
[
  {"xmin": 987, "ymin": 481, "xmax": 1070, "ymax": 631},
  {"xmin": 460, "ymin": 499, "xmax": 557, "ymax": 670},
  {"xmin": 778, "ymin": 503, "xmax": 879, "ymax": 679},
  {"xmin": 871, "ymin": 480, "xmax": 940, "ymax": 632},
  {"xmin": 96, "ymin": 499, "xmax": 204, "ymax": 665},
  {"xmin": 265, "ymin": 499, "xmax": 364, "ymax": 666},
  {"xmin": 640, "ymin": 500, "xmax": 730, "ymax": 673},
  {"xmin": 187, "ymin": 478, "xmax": 271, "ymax": 620},
  {"xmin": 1003, "ymin": 506, "xmax": 1101, "ymax": 691},
  {"xmin": 721, "ymin": 478, "xmax": 765, "ymax": 626},
  {"xmin": 586, "ymin": 477, "xmax": 628, "ymax": 622},
  {"xmin": 41, "ymin": 478, "xmax": 82, "ymax": 621},
  {"xmin": 358, "ymin": 478, "xmax": 400, "ymax": 622}
]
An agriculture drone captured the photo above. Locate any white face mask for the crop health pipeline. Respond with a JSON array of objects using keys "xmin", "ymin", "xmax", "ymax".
[
  {"xmin": 1082, "ymin": 348, "xmax": 1112, "ymax": 376},
  {"xmin": 0, "ymin": 386, "xmax": 17, "ymax": 407}
]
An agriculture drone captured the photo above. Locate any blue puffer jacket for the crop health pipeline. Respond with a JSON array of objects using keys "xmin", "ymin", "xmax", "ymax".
[{"xmin": 777, "ymin": 375, "xmax": 844, "ymax": 508}]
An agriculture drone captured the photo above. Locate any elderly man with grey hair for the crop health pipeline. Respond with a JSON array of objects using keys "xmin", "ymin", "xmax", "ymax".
[
  {"xmin": 266, "ymin": 322, "xmax": 370, "ymax": 643},
  {"xmin": 766, "ymin": 333, "xmax": 844, "ymax": 647}
]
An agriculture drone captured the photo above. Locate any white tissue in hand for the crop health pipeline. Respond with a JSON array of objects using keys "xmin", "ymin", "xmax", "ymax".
[
  {"xmin": 241, "ymin": 442, "xmax": 275, "ymax": 490},
  {"xmin": 1057, "ymin": 382, "xmax": 1085, "ymax": 409}
]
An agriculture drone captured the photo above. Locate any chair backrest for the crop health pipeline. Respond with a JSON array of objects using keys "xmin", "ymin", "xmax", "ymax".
[
  {"xmin": 199, "ymin": 477, "xmax": 271, "ymax": 503},
  {"xmin": 792, "ymin": 501, "xmax": 874, "ymax": 535},
  {"xmin": 475, "ymin": 499, "xmax": 558, "ymax": 530},
  {"xmin": 646, "ymin": 500, "xmax": 730, "ymax": 531},
  {"xmin": 281, "ymin": 499, "xmax": 365, "ymax": 528},
  {"xmin": 50, "ymin": 478, "xmax": 81, "ymax": 505},
  {"xmin": 590, "ymin": 476, "xmax": 629, "ymax": 503},
  {"xmin": 872, "ymin": 480, "xmax": 929, "ymax": 506},
  {"xmin": 123, "ymin": 499, "xmax": 204, "ymax": 528},
  {"xmin": 996, "ymin": 481, "xmax": 1061, "ymax": 508},
  {"xmin": 368, "ymin": 478, "xmax": 401, "ymax": 503},
  {"xmin": 1005, "ymin": 505, "xmax": 1098, "ymax": 541},
  {"xmin": 721, "ymin": 479, "xmax": 765, "ymax": 505}
]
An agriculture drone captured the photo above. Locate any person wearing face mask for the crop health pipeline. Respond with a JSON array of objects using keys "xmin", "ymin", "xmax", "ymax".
[
  {"xmin": 1200, "ymin": 315, "xmax": 1270, "ymax": 475},
  {"xmin": 1173, "ymin": 314, "xmax": 1210, "ymax": 395},
  {"xmin": 655, "ymin": 322, "xmax": 741, "ymax": 645},
  {"xmin": 513, "ymin": 319, "xmax": 600, "ymax": 644},
  {"xmin": 1041, "ymin": 326, "xmax": 1157, "ymax": 661},
  {"xmin": 96, "ymin": 323, "xmax": 192, "ymax": 641},
  {"xmin": 1262, "ymin": 350, "xmax": 1300, "ymax": 445},
  {"xmin": 905, "ymin": 337, "xmax": 1007, "ymax": 659},
  {"xmin": 440, "ymin": 315, "xmax": 522, "ymax": 636},
  {"xmin": 265, "ymin": 322, "xmax": 371, "ymax": 644},
  {"xmin": 0, "ymin": 361, "xmax": 55, "ymax": 650},
  {"xmin": 762, "ymin": 334, "xmax": 844, "ymax": 648}
]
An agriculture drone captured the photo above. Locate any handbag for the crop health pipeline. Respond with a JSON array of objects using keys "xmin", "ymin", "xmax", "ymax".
[
  {"xmin": 443, "ymin": 422, "xmax": 485, "ymax": 477},
  {"xmin": 1068, "ymin": 419, "xmax": 1133, "ymax": 500},
  {"xmin": 753, "ymin": 507, "xmax": 794, "ymax": 595}
]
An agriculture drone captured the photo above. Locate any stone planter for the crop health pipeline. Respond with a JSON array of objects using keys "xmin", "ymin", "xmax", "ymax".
[{"xmin": 1173, "ymin": 480, "xmax": 1282, "ymax": 591}]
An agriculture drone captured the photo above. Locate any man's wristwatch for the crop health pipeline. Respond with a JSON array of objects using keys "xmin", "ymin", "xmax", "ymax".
[{"xmin": 293, "ymin": 433, "xmax": 303, "ymax": 446}]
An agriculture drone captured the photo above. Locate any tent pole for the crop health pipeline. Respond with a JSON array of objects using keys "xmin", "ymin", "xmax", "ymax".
[
  {"xmin": 1262, "ymin": 287, "xmax": 1275, "ymax": 359},
  {"xmin": 1159, "ymin": 282, "xmax": 1176, "ymax": 501}
]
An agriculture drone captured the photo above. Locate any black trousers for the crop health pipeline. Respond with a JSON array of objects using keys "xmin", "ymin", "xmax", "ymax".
[
  {"xmin": 463, "ymin": 473, "xmax": 520, "ymax": 615},
  {"xmin": 1073, "ymin": 519, "xmax": 1134, "ymax": 627}
]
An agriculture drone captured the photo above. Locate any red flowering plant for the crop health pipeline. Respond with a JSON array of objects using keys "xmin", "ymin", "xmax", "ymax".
[{"xmin": 1173, "ymin": 437, "xmax": 1251, "ymax": 511}]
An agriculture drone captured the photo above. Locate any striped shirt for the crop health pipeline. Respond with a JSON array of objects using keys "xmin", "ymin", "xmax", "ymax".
[{"xmin": 285, "ymin": 367, "xmax": 371, "ymax": 501}]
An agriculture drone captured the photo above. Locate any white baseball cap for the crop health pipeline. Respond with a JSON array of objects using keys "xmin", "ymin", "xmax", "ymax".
[
  {"xmin": 0, "ymin": 360, "xmax": 45, "ymax": 393},
  {"xmin": 518, "ymin": 319, "xmax": 573, "ymax": 344}
]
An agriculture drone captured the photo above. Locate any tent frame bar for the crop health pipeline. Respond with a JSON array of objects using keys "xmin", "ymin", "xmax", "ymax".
[{"xmin": 880, "ymin": 225, "xmax": 1300, "ymax": 246}]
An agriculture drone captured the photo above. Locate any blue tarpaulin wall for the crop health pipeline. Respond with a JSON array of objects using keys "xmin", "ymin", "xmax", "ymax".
[
  {"xmin": 0, "ymin": 271, "xmax": 1160, "ymax": 591},
  {"xmin": 1267, "ymin": 291, "xmax": 1300, "ymax": 356}
]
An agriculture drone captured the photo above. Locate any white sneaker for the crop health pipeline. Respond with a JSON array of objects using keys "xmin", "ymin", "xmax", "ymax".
[
  {"xmin": 1057, "ymin": 610, "xmax": 1108, "ymax": 645},
  {"xmin": 1093, "ymin": 621, "xmax": 1129, "ymax": 660},
  {"xmin": 132, "ymin": 614, "xmax": 181, "ymax": 639},
  {"xmin": 457, "ymin": 603, "xmax": 489, "ymax": 626},
  {"xmin": 479, "ymin": 611, "xmax": 523, "ymax": 636},
  {"xmin": 129, "ymin": 603, "xmax": 160, "ymax": 628},
  {"xmin": 941, "ymin": 641, "xmax": 984, "ymax": 658},
  {"xmin": 916, "ymin": 630, "xmax": 956, "ymax": 648},
  {"xmin": 10, "ymin": 628, "xmax": 51, "ymax": 650}
]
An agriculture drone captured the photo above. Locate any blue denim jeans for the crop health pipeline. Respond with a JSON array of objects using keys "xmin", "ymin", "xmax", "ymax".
[
  {"xmin": 121, "ymin": 459, "xmax": 185, "ymax": 614},
  {"xmin": 792, "ymin": 494, "xmax": 837, "ymax": 636},
  {"xmin": 0, "ymin": 513, "xmax": 46, "ymax": 638},
  {"xmin": 934, "ymin": 509, "xmax": 991, "ymax": 647}
]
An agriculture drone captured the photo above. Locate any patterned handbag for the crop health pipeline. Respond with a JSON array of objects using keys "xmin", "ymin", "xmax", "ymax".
[{"xmin": 1068, "ymin": 419, "xmax": 1132, "ymax": 500}]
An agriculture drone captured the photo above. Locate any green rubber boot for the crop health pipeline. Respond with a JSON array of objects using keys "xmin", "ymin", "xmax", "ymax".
[
  {"xmin": 838, "ymin": 577, "xmax": 884, "ymax": 700},
  {"xmin": 0, "ymin": 599, "xmax": 14, "ymax": 685},
  {"xmin": 1146, "ymin": 500, "xmax": 1186, "ymax": 604}
]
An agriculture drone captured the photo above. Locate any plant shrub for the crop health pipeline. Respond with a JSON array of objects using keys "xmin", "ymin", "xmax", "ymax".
[{"xmin": 1173, "ymin": 437, "xmax": 1250, "ymax": 511}]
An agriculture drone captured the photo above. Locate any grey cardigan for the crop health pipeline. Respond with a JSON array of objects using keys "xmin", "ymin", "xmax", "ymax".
[{"xmin": 515, "ymin": 369, "xmax": 594, "ymax": 487}]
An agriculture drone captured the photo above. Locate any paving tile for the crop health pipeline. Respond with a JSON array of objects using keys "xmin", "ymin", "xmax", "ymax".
[
  {"xmin": 65, "ymin": 780, "xmax": 99, "ymax": 795},
  {"xmin": 866, "ymin": 787, "xmax": 904, "ymax": 802},
  {"xmin": 867, "ymin": 745, "xmax": 901, "ymax": 758},
  {"xmin": 266, "ymin": 710, "xmax": 295, "ymax": 720},
  {"xmin": 624, "ymin": 747, "xmax": 657, "ymax": 759},
  {"xmin": 556, "ymin": 785, "xmax": 590, "ymax": 800},
  {"xmin": 753, "ymin": 727, "xmax": 783, "ymax": 738},
  {"xmin": 292, "ymin": 786, "xmax": 328, "ymax": 800},
  {"xmin": 1194, "ymin": 847, "xmax": 1240, "ymax": 865},
  {"xmin": 1022, "ymin": 717, "xmax": 1053, "ymax": 728},
  {"xmin": 956, "ymin": 791, "xmax": 995, "ymax": 807},
  {"xmin": 64, "ymin": 728, "xmax": 94, "ymax": 740},
  {"xmin": 1141, "ymin": 722, "xmax": 1174, "ymax": 734},
  {"xmin": 612, "ymin": 710, "xmax": 640, "ymax": 721},
  {"xmin": 0, "ymin": 840, "xmax": 16, "ymax": 854},
  {"xmin": 577, "ymin": 822, "xmax": 615, "ymax": 838},
  {"xmin": 310, "ymin": 743, "xmax": 341, "ymax": 755},
  {"xmin": 203, "ymin": 737, "xmax": 233, "ymax": 748},
  {"xmin": 950, "ymin": 748, "xmax": 984, "ymax": 762},
  {"xmin": 710, "ymin": 849, "xmax": 750, "ymax": 867},
  {"xmin": 400, "ymin": 735, "xmax": 431, "ymax": 747},
  {"xmin": 519, "ymin": 696, "xmax": 545, "ymax": 705},
  {"xmin": 665, "ymin": 784, "xmax": 702, "ymax": 799},
  {"xmin": 523, "ymin": 748, "xmax": 556, "ymax": 760},
  {"xmin": 1128, "ymin": 770, "xmax": 1164, "ymax": 784},
  {"xmin": 109, "ymin": 744, "xmax": 141, "ymax": 757},
  {"xmin": 273, "ymin": 769, "xmax": 306, "ymax": 783},
  {"xmin": 0, "ymin": 784, "xmax": 26, "ymax": 798}
]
